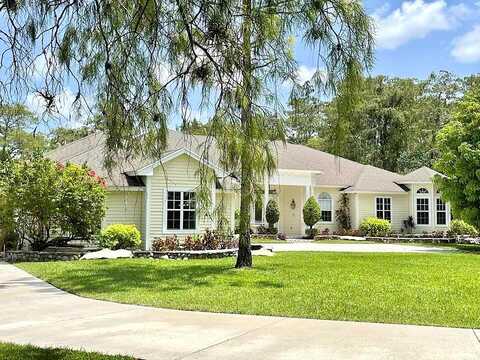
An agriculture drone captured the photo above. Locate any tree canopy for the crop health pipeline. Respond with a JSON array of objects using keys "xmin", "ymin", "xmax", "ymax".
[{"xmin": 434, "ymin": 80, "xmax": 480, "ymax": 228}]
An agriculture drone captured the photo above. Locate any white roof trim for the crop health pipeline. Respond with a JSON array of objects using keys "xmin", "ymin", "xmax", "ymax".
[{"xmin": 128, "ymin": 147, "xmax": 227, "ymax": 177}]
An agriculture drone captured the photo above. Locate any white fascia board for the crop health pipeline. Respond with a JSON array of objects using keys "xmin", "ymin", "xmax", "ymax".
[
  {"xmin": 107, "ymin": 186, "xmax": 145, "ymax": 192},
  {"xmin": 341, "ymin": 190, "xmax": 408, "ymax": 194},
  {"xmin": 131, "ymin": 147, "xmax": 227, "ymax": 178}
]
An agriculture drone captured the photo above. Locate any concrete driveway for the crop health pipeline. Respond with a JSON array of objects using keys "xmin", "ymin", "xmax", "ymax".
[
  {"xmin": 1, "ymin": 262, "xmax": 479, "ymax": 360},
  {"xmin": 261, "ymin": 242, "xmax": 456, "ymax": 253}
]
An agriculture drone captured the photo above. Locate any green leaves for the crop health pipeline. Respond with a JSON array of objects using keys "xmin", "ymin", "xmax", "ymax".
[
  {"xmin": 303, "ymin": 196, "xmax": 321, "ymax": 228},
  {"xmin": 0, "ymin": 155, "xmax": 106, "ymax": 249},
  {"xmin": 434, "ymin": 81, "xmax": 480, "ymax": 228}
]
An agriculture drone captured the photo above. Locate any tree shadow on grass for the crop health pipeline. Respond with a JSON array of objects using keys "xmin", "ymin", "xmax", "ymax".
[{"xmin": 44, "ymin": 259, "xmax": 239, "ymax": 295}]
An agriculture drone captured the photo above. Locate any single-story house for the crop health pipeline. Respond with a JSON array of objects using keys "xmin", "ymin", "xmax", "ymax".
[{"xmin": 48, "ymin": 131, "xmax": 451, "ymax": 249}]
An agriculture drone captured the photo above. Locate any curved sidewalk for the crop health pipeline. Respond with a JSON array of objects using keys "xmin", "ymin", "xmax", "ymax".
[{"xmin": 1, "ymin": 262, "xmax": 479, "ymax": 359}]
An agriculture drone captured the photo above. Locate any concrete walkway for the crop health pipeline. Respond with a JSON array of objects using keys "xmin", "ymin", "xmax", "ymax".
[
  {"xmin": 261, "ymin": 242, "xmax": 455, "ymax": 253},
  {"xmin": 1, "ymin": 262, "xmax": 479, "ymax": 360}
]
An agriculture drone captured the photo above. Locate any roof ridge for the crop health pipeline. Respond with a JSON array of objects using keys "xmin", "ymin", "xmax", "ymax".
[{"xmin": 46, "ymin": 130, "xmax": 101, "ymax": 158}]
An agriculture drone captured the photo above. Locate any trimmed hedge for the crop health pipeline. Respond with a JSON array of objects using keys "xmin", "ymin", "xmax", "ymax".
[
  {"xmin": 360, "ymin": 217, "xmax": 391, "ymax": 236},
  {"xmin": 98, "ymin": 224, "xmax": 142, "ymax": 250}
]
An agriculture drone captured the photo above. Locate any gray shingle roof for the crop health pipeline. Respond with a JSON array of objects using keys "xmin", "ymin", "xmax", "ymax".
[
  {"xmin": 47, "ymin": 131, "xmax": 434, "ymax": 193},
  {"xmin": 398, "ymin": 166, "xmax": 444, "ymax": 183}
]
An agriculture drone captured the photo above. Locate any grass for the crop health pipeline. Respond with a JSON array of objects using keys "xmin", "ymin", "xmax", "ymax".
[
  {"xmin": 0, "ymin": 342, "xmax": 133, "ymax": 360},
  {"xmin": 17, "ymin": 252, "xmax": 480, "ymax": 329}
]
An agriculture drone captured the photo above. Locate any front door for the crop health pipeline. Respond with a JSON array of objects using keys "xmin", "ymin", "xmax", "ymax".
[{"xmin": 280, "ymin": 186, "xmax": 303, "ymax": 236}]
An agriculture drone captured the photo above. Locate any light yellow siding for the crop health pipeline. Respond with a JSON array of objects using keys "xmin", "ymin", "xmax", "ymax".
[
  {"xmin": 357, "ymin": 193, "xmax": 410, "ymax": 231},
  {"xmin": 149, "ymin": 154, "xmax": 214, "ymax": 240},
  {"xmin": 102, "ymin": 191, "xmax": 144, "ymax": 239}
]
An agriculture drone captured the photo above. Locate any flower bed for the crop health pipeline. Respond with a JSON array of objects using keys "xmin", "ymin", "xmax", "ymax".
[{"xmin": 133, "ymin": 249, "xmax": 238, "ymax": 260}]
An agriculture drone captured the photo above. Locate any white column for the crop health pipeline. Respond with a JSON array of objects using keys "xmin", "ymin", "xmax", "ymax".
[
  {"xmin": 144, "ymin": 176, "xmax": 151, "ymax": 250},
  {"xmin": 263, "ymin": 174, "xmax": 269, "ymax": 224}
]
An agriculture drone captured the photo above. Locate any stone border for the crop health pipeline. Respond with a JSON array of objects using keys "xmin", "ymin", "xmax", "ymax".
[
  {"xmin": 133, "ymin": 249, "xmax": 238, "ymax": 259},
  {"xmin": 365, "ymin": 236, "xmax": 457, "ymax": 244},
  {"xmin": 6, "ymin": 250, "xmax": 89, "ymax": 262}
]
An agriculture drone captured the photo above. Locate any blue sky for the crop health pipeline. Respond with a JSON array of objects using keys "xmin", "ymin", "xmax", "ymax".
[{"xmin": 295, "ymin": 0, "xmax": 480, "ymax": 81}]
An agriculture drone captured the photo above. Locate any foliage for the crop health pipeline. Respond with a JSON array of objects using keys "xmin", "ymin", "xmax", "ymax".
[
  {"xmin": 257, "ymin": 224, "xmax": 278, "ymax": 235},
  {"xmin": 335, "ymin": 194, "xmax": 351, "ymax": 231},
  {"xmin": 0, "ymin": 103, "xmax": 47, "ymax": 163},
  {"xmin": 0, "ymin": 0, "xmax": 374, "ymax": 268},
  {"xmin": 49, "ymin": 126, "xmax": 92, "ymax": 148},
  {"xmin": 303, "ymin": 196, "xmax": 321, "ymax": 237},
  {"xmin": 277, "ymin": 233, "xmax": 287, "ymax": 241},
  {"xmin": 152, "ymin": 236, "xmax": 178, "ymax": 251},
  {"xmin": 434, "ymin": 81, "xmax": 480, "ymax": 228},
  {"xmin": 293, "ymin": 72, "xmax": 469, "ymax": 173},
  {"xmin": 0, "ymin": 155, "xmax": 106, "ymax": 250},
  {"xmin": 265, "ymin": 199, "xmax": 280, "ymax": 230},
  {"xmin": 98, "ymin": 224, "xmax": 141, "ymax": 250},
  {"xmin": 402, "ymin": 216, "xmax": 415, "ymax": 233},
  {"xmin": 359, "ymin": 217, "xmax": 391, "ymax": 237},
  {"xmin": 305, "ymin": 228, "xmax": 318, "ymax": 238},
  {"xmin": 57, "ymin": 164, "xmax": 107, "ymax": 240},
  {"xmin": 19, "ymin": 252, "xmax": 480, "ymax": 329},
  {"xmin": 448, "ymin": 220, "xmax": 478, "ymax": 237}
]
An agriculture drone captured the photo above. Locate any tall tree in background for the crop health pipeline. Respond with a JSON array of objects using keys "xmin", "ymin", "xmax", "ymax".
[
  {"xmin": 1, "ymin": 0, "xmax": 374, "ymax": 267},
  {"xmin": 0, "ymin": 103, "xmax": 47, "ymax": 163},
  {"xmin": 434, "ymin": 80, "xmax": 480, "ymax": 228}
]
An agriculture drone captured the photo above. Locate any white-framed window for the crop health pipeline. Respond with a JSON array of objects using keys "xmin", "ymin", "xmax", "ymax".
[
  {"xmin": 317, "ymin": 192, "xmax": 333, "ymax": 223},
  {"xmin": 416, "ymin": 188, "xmax": 430, "ymax": 225},
  {"xmin": 436, "ymin": 198, "xmax": 447, "ymax": 226},
  {"xmin": 375, "ymin": 197, "xmax": 392, "ymax": 221},
  {"xmin": 166, "ymin": 191, "xmax": 196, "ymax": 230}
]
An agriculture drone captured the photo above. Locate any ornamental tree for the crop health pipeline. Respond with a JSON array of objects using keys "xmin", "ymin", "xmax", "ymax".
[
  {"xmin": 303, "ymin": 196, "xmax": 321, "ymax": 237},
  {"xmin": 0, "ymin": 154, "xmax": 106, "ymax": 250},
  {"xmin": 1, "ymin": 0, "xmax": 374, "ymax": 267},
  {"xmin": 434, "ymin": 80, "xmax": 480, "ymax": 228},
  {"xmin": 265, "ymin": 199, "xmax": 280, "ymax": 230}
]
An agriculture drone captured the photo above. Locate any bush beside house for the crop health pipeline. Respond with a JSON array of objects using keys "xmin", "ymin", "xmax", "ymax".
[
  {"xmin": 98, "ymin": 224, "xmax": 142, "ymax": 250},
  {"xmin": 360, "ymin": 217, "xmax": 391, "ymax": 236},
  {"xmin": 0, "ymin": 155, "xmax": 106, "ymax": 250},
  {"xmin": 265, "ymin": 199, "xmax": 280, "ymax": 232},
  {"xmin": 303, "ymin": 196, "xmax": 321, "ymax": 238},
  {"xmin": 448, "ymin": 220, "xmax": 478, "ymax": 237}
]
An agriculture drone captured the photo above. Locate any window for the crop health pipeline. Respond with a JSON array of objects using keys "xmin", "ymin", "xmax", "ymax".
[
  {"xmin": 416, "ymin": 198, "xmax": 429, "ymax": 225},
  {"xmin": 376, "ymin": 197, "xmax": 391, "ymax": 221},
  {"xmin": 166, "ymin": 191, "xmax": 196, "ymax": 230},
  {"xmin": 317, "ymin": 192, "xmax": 333, "ymax": 222},
  {"xmin": 416, "ymin": 188, "xmax": 430, "ymax": 225},
  {"xmin": 436, "ymin": 198, "xmax": 447, "ymax": 225},
  {"xmin": 254, "ymin": 198, "xmax": 263, "ymax": 223}
]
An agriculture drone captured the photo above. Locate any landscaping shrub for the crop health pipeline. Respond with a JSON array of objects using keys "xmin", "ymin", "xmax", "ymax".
[
  {"xmin": 0, "ymin": 154, "xmax": 106, "ymax": 250},
  {"xmin": 257, "ymin": 224, "xmax": 277, "ymax": 235},
  {"xmin": 265, "ymin": 199, "xmax": 280, "ymax": 232},
  {"xmin": 277, "ymin": 232, "xmax": 287, "ymax": 241},
  {"xmin": 303, "ymin": 196, "xmax": 321, "ymax": 238},
  {"xmin": 183, "ymin": 235, "xmax": 204, "ymax": 250},
  {"xmin": 448, "ymin": 220, "xmax": 478, "ymax": 237},
  {"xmin": 402, "ymin": 216, "xmax": 415, "ymax": 233},
  {"xmin": 98, "ymin": 224, "xmax": 141, "ymax": 249},
  {"xmin": 335, "ymin": 194, "xmax": 351, "ymax": 231},
  {"xmin": 152, "ymin": 236, "xmax": 177, "ymax": 251},
  {"xmin": 202, "ymin": 229, "xmax": 220, "ymax": 250},
  {"xmin": 360, "ymin": 217, "xmax": 391, "ymax": 236}
]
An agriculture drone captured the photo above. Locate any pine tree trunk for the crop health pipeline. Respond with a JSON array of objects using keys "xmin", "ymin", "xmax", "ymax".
[{"xmin": 235, "ymin": 0, "xmax": 253, "ymax": 268}]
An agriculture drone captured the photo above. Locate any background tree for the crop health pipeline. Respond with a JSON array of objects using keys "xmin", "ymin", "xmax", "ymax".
[
  {"xmin": 1, "ymin": 0, "xmax": 374, "ymax": 267},
  {"xmin": 303, "ymin": 196, "xmax": 321, "ymax": 238},
  {"xmin": 0, "ymin": 103, "xmax": 47, "ymax": 163},
  {"xmin": 265, "ymin": 199, "xmax": 280, "ymax": 231},
  {"xmin": 434, "ymin": 81, "xmax": 480, "ymax": 228}
]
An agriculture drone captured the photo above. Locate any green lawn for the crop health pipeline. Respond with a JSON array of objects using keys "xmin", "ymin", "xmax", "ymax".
[
  {"xmin": 0, "ymin": 343, "xmax": 133, "ymax": 360},
  {"xmin": 17, "ymin": 252, "xmax": 480, "ymax": 328}
]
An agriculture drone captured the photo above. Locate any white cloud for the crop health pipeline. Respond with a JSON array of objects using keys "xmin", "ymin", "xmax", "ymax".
[
  {"xmin": 374, "ymin": 0, "xmax": 465, "ymax": 50},
  {"xmin": 451, "ymin": 25, "xmax": 480, "ymax": 63},
  {"xmin": 296, "ymin": 65, "xmax": 316, "ymax": 84}
]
